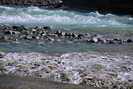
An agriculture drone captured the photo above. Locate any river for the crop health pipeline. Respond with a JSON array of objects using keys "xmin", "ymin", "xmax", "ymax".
[{"xmin": 0, "ymin": 5, "xmax": 133, "ymax": 54}]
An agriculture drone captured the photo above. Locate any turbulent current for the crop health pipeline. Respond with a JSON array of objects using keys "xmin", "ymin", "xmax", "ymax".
[
  {"xmin": 0, "ymin": 5, "xmax": 133, "ymax": 54},
  {"xmin": 0, "ymin": 6, "xmax": 133, "ymax": 29},
  {"xmin": 0, "ymin": 6, "xmax": 133, "ymax": 89}
]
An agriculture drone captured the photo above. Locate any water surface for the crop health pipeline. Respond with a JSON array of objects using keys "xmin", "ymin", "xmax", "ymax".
[{"xmin": 0, "ymin": 5, "xmax": 133, "ymax": 54}]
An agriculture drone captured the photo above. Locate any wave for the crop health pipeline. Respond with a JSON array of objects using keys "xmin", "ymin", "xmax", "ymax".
[{"xmin": 0, "ymin": 6, "xmax": 133, "ymax": 29}]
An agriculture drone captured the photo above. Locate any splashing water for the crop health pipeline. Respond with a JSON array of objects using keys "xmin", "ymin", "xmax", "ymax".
[
  {"xmin": 0, "ymin": 6, "xmax": 133, "ymax": 53},
  {"xmin": 0, "ymin": 5, "xmax": 133, "ymax": 29}
]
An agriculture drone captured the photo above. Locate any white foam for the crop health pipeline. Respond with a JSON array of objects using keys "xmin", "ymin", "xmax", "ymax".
[
  {"xmin": 0, "ymin": 6, "xmax": 132, "ymax": 28},
  {"xmin": 1, "ymin": 52, "xmax": 133, "ymax": 85}
]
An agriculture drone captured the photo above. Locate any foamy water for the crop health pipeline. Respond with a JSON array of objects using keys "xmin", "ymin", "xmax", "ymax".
[
  {"xmin": 0, "ymin": 52, "xmax": 133, "ymax": 88},
  {"xmin": 0, "ymin": 5, "xmax": 133, "ymax": 53},
  {"xmin": 0, "ymin": 6, "xmax": 133, "ymax": 88},
  {"xmin": 0, "ymin": 6, "xmax": 133, "ymax": 29}
]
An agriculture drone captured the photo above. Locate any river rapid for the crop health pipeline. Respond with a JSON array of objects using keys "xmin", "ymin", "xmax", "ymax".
[
  {"xmin": 0, "ymin": 5, "xmax": 133, "ymax": 54},
  {"xmin": 0, "ymin": 5, "xmax": 133, "ymax": 89}
]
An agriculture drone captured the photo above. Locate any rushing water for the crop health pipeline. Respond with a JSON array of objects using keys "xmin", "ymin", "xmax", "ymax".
[
  {"xmin": 1, "ymin": 6, "xmax": 133, "ymax": 88},
  {"xmin": 0, "ymin": 5, "xmax": 133, "ymax": 53},
  {"xmin": 0, "ymin": 6, "xmax": 133, "ymax": 28}
]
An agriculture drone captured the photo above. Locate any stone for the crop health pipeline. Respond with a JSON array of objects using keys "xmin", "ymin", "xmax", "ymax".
[
  {"xmin": 127, "ymin": 39, "xmax": 132, "ymax": 43},
  {"xmin": 0, "ymin": 52, "xmax": 5, "ymax": 58},
  {"xmin": 55, "ymin": 30, "xmax": 63, "ymax": 37},
  {"xmin": 77, "ymin": 34, "xmax": 84, "ymax": 39},
  {"xmin": 113, "ymin": 38, "xmax": 123, "ymax": 44},
  {"xmin": 98, "ymin": 38, "xmax": 107, "ymax": 44},
  {"xmin": 0, "ymin": 0, "xmax": 63, "ymax": 8},
  {"xmin": 0, "ymin": 25, "xmax": 133, "ymax": 45},
  {"xmin": 24, "ymin": 35, "xmax": 33, "ymax": 40}
]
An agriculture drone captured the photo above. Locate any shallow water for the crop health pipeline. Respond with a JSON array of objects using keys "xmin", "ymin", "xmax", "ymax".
[{"xmin": 0, "ymin": 5, "xmax": 133, "ymax": 54}]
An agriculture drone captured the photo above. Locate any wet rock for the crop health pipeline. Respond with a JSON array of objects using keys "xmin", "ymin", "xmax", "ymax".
[
  {"xmin": 88, "ymin": 34, "xmax": 105, "ymax": 43},
  {"xmin": 127, "ymin": 39, "xmax": 132, "ymax": 43},
  {"xmin": 0, "ymin": 25, "xmax": 133, "ymax": 45},
  {"xmin": 55, "ymin": 30, "xmax": 63, "ymax": 37},
  {"xmin": 24, "ymin": 35, "xmax": 33, "ymax": 40},
  {"xmin": 71, "ymin": 33, "xmax": 76, "ymax": 38},
  {"xmin": 0, "ymin": 0, "xmax": 63, "ymax": 8},
  {"xmin": 77, "ymin": 34, "xmax": 84, "ymax": 39},
  {"xmin": 0, "ymin": 36, "xmax": 7, "ymax": 42},
  {"xmin": 99, "ymin": 38, "xmax": 107, "ymax": 44},
  {"xmin": 0, "ymin": 52, "xmax": 5, "ymax": 58},
  {"xmin": 91, "ymin": 37, "xmax": 99, "ymax": 43},
  {"xmin": 113, "ymin": 38, "xmax": 123, "ymax": 44},
  {"xmin": 64, "ymin": 33, "xmax": 71, "ymax": 37},
  {"xmin": 43, "ymin": 26, "xmax": 51, "ymax": 31}
]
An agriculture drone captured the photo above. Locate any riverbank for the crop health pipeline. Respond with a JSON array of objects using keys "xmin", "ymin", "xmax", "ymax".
[
  {"xmin": 0, "ymin": 74, "xmax": 101, "ymax": 89},
  {"xmin": 0, "ymin": 52, "xmax": 133, "ymax": 89},
  {"xmin": 0, "ymin": 0, "xmax": 63, "ymax": 8},
  {"xmin": 0, "ymin": 0, "xmax": 133, "ymax": 15}
]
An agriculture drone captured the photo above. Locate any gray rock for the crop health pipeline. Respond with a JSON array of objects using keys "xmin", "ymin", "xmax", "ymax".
[
  {"xmin": 0, "ymin": 25, "xmax": 133, "ymax": 45},
  {"xmin": 0, "ymin": 0, "xmax": 63, "ymax": 8},
  {"xmin": 0, "ymin": 52, "xmax": 5, "ymax": 58},
  {"xmin": 127, "ymin": 39, "xmax": 132, "ymax": 43}
]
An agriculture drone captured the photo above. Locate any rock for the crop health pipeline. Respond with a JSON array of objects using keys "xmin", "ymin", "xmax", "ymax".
[
  {"xmin": 71, "ymin": 33, "xmax": 76, "ymax": 38},
  {"xmin": 0, "ymin": 52, "xmax": 5, "ymax": 58},
  {"xmin": 43, "ymin": 26, "xmax": 51, "ymax": 31},
  {"xmin": 55, "ymin": 30, "xmax": 63, "ymax": 37},
  {"xmin": 87, "ymin": 34, "xmax": 103, "ymax": 43},
  {"xmin": 64, "ymin": 33, "xmax": 71, "ymax": 37},
  {"xmin": 98, "ymin": 38, "xmax": 107, "ymax": 44},
  {"xmin": 107, "ymin": 39, "xmax": 115, "ymax": 44},
  {"xmin": 92, "ymin": 37, "xmax": 98, "ymax": 43},
  {"xmin": 0, "ymin": 25, "xmax": 133, "ymax": 45},
  {"xmin": 127, "ymin": 39, "xmax": 132, "ymax": 43},
  {"xmin": 24, "ymin": 35, "xmax": 33, "ymax": 40},
  {"xmin": 0, "ymin": 0, "xmax": 63, "ymax": 8},
  {"xmin": 113, "ymin": 38, "xmax": 123, "ymax": 44},
  {"xmin": 77, "ymin": 34, "xmax": 84, "ymax": 39},
  {"xmin": 4, "ymin": 30, "xmax": 20, "ymax": 36}
]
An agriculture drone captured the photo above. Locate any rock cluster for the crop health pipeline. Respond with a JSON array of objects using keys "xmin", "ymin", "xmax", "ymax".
[
  {"xmin": 0, "ymin": 25, "xmax": 132, "ymax": 44},
  {"xmin": 0, "ymin": 0, "xmax": 63, "ymax": 8}
]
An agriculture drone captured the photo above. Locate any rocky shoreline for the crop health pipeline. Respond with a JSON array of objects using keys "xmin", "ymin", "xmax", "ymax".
[
  {"xmin": 0, "ymin": 25, "xmax": 133, "ymax": 45},
  {"xmin": 0, "ymin": 52, "xmax": 133, "ymax": 89},
  {"xmin": 0, "ymin": 0, "xmax": 133, "ymax": 15},
  {"xmin": 0, "ymin": 74, "xmax": 101, "ymax": 89},
  {"xmin": 0, "ymin": 0, "xmax": 63, "ymax": 8}
]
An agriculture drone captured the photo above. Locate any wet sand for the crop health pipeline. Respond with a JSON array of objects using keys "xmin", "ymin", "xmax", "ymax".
[{"xmin": 0, "ymin": 74, "xmax": 101, "ymax": 89}]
